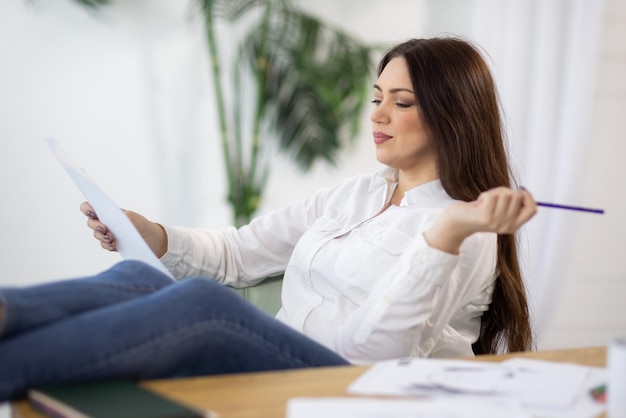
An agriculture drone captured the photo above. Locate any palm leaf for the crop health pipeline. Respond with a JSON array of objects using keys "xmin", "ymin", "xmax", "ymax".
[
  {"xmin": 241, "ymin": 5, "xmax": 373, "ymax": 170},
  {"xmin": 195, "ymin": 0, "xmax": 264, "ymax": 21}
]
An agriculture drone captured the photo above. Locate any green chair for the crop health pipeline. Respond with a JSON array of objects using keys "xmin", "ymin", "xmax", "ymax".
[{"xmin": 230, "ymin": 275, "xmax": 283, "ymax": 316}]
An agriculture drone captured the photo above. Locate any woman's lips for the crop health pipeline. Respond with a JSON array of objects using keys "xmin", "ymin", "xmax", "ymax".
[{"xmin": 373, "ymin": 132, "xmax": 392, "ymax": 144}]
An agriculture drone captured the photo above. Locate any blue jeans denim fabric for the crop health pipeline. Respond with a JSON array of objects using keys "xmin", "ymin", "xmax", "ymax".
[{"xmin": 0, "ymin": 260, "xmax": 349, "ymax": 401}]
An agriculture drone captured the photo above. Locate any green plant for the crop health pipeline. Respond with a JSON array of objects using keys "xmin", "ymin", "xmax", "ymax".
[
  {"xmin": 69, "ymin": 0, "xmax": 375, "ymax": 225},
  {"xmin": 204, "ymin": 0, "xmax": 374, "ymax": 225}
]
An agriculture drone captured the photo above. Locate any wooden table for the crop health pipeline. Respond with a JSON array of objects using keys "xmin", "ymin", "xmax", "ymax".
[{"xmin": 11, "ymin": 346, "xmax": 607, "ymax": 418}]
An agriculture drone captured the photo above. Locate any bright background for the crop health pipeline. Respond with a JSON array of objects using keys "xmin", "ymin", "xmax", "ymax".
[{"xmin": 0, "ymin": 0, "xmax": 624, "ymax": 413}]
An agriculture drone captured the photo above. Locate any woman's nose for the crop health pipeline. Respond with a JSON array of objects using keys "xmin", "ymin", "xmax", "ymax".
[{"xmin": 370, "ymin": 103, "xmax": 389, "ymax": 124}]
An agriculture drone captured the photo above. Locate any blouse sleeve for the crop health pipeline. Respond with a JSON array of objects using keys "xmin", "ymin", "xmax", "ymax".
[
  {"xmin": 159, "ymin": 185, "xmax": 335, "ymax": 286},
  {"xmin": 333, "ymin": 231, "xmax": 497, "ymax": 363}
]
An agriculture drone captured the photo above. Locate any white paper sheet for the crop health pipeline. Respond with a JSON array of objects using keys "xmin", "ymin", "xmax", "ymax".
[
  {"xmin": 286, "ymin": 397, "xmax": 531, "ymax": 418},
  {"xmin": 347, "ymin": 357, "xmax": 606, "ymax": 418},
  {"xmin": 46, "ymin": 138, "xmax": 174, "ymax": 279}
]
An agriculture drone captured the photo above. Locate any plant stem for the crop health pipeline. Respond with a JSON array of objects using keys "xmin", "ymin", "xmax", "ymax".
[
  {"xmin": 248, "ymin": 3, "xmax": 272, "ymax": 189},
  {"xmin": 203, "ymin": 6, "xmax": 234, "ymax": 199}
]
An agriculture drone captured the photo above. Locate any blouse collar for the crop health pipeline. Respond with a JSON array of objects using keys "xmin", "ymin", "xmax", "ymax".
[{"xmin": 370, "ymin": 167, "xmax": 454, "ymax": 208}]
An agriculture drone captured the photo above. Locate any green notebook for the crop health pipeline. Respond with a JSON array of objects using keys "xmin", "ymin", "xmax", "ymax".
[{"xmin": 28, "ymin": 380, "xmax": 211, "ymax": 418}]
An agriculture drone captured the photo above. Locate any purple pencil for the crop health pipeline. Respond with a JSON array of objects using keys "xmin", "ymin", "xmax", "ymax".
[{"xmin": 537, "ymin": 201, "xmax": 604, "ymax": 214}]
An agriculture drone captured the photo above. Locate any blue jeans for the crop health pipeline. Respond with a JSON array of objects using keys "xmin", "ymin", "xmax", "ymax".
[{"xmin": 0, "ymin": 260, "xmax": 349, "ymax": 401}]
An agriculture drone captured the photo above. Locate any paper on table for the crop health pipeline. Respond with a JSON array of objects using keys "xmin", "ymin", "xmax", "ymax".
[
  {"xmin": 348, "ymin": 359, "xmax": 504, "ymax": 396},
  {"xmin": 286, "ymin": 397, "xmax": 531, "ymax": 418},
  {"xmin": 348, "ymin": 357, "xmax": 605, "ymax": 417},
  {"xmin": 498, "ymin": 358, "xmax": 591, "ymax": 408},
  {"xmin": 46, "ymin": 138, "xmax": 174, "ymax": 280},
  {"xmin": 527, "ymin": 366, "xmax": 607, "ymax": 418}
]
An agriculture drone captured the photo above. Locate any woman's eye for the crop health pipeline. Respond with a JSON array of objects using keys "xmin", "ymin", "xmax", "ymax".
[{"xmin": 371, "ymin": 98, "xmax": 413, "ymax": 108}]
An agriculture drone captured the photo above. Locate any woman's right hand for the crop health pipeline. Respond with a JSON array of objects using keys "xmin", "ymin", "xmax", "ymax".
[
  {"xmin": 79, "ymin": 202, "xmax": 169, "ymax": 258},
  {"xmin": 424, "ymin": 187, "xmax": 537, "ymax": 255}
]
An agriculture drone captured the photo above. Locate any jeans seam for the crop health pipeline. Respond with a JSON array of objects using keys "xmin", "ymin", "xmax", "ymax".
[
  {"xmin": 0, "ymin": 284, "xmax": 163, "ymax": 341},
  {"xmin": 18, "ymin": 319, "xmax": 313, "ymax": 387},
  {"xmin": 32, "ymin": 282, "xmax": 165, "ymax": 296},
  {"xmin": 84, "ymin": 319, "xmax": 313, "ymax": 371}
]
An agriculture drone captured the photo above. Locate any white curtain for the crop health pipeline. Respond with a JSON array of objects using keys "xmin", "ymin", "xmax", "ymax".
[{"xmin": 453, "ymin": 0, "xmax": 605, "ymax": 346}]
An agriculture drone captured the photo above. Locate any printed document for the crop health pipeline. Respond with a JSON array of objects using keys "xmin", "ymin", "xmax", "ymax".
[{"xmin": 46, "ymin": 138, "xmax": 174, "ymax": 279}]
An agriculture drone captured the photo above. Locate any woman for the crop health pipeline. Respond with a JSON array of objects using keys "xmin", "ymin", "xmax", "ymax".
[{"xmin": 0, "ymin": 37, "xmax": 536, "ymax": 401}]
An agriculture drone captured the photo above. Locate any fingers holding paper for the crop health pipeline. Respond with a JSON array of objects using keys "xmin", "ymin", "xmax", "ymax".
[
  {"xmin": 79, "ymin": 202, "xmax": 169, "ymax": 258},
  {"xmin": 81, "ymin": 201, "xmax": 117, "ymax": 251},
  {"xmin": 424, "ymin": 187, "xmax": 537, "ymax": 255}
]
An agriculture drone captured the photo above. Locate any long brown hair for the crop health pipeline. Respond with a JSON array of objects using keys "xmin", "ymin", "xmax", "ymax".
[{"xmin": 378, "ymin": 37, "xmax": 533, "ymax": 354}]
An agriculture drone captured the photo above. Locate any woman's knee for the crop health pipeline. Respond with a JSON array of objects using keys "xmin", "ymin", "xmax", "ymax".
[
  {"xmin": 169, "ymin": 278, "xmax": 249, "ymax": 311},
  {"xmin": 100, "ymin": 260, "xmax": 175, "ymax": 288},
  {"xmin": 136, "ymin": 277, "xmax": 250, "ymax": 327}
]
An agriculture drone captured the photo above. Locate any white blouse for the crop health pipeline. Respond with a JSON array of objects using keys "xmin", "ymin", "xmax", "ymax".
[{"xmin": 160, "ymin": 168, "xmax": 497, "ymax": 363}]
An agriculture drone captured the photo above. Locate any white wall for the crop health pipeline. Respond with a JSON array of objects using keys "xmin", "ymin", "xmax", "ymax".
[
  {"xmin": 0, "ymin": 0, "xmax": 223, "ymax": 285},
  {"xmin": 539, "ymin": 0, "xmax": 626, "ymax": 348}
]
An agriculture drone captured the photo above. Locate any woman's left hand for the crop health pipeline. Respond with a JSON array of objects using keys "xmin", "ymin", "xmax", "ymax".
[{"xmin": 424, "ymin": 187, "xmax": 537, "ymax": 254}]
